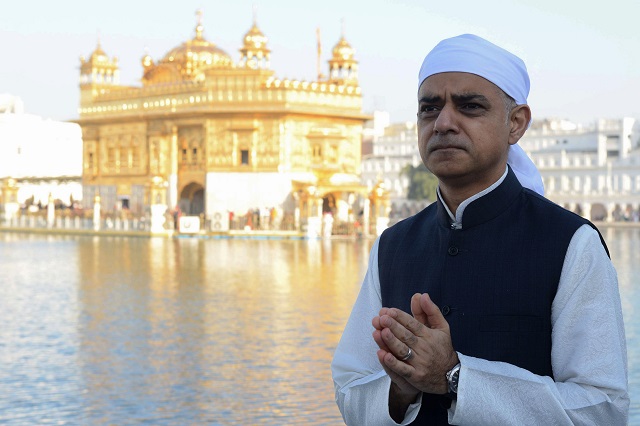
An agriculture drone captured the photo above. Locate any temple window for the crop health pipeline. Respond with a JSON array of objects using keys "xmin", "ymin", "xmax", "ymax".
[
  {"xmin": 312, "ymin": 145, "xmax": 322, "ymax": 160},
  {"xmin": 241, "ymin": 149, "xmax": 249, "ymax": 165}
]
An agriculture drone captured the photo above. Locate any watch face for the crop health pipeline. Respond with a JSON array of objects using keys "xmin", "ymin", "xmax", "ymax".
[
  {"xmin": 451, "ymin": 370, "xmax": 459, "ymax": 392},
  {"xmin": 447, "ymin": 364, "xmax": 460, "ymax": 393}
]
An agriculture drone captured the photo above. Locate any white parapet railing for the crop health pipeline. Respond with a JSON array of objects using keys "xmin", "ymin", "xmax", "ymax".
[{"xmin": 0, "ymin": 212, "xmax": 160, "ymax": 233}]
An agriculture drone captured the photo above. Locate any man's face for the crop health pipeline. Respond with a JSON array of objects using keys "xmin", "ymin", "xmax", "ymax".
[{"xmin": 417, "ymin": 72, "xmax": 512, "ymax": 190}]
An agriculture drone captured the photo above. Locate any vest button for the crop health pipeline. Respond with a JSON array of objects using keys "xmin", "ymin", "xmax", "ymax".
[
  {"xmin": 441, "ymin": 305, "xmax": 451, "ymax": 315},
  {"xmin": 447, "ymin": 246, "xmax": 459, "ymax": 256}
]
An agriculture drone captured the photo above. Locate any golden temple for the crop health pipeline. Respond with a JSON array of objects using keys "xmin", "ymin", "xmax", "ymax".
[{"xmin": 77, "ymin": 12, "xmax": 386, "ymax": 234}]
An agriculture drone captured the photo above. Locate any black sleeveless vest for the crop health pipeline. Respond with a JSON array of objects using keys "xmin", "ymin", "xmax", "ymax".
[{"xmin": 378, "ymin": 168, "xmax": 607, "ymax": 425}]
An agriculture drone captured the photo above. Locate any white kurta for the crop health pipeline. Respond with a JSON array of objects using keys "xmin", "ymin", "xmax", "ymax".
[{"xmin": 331, "ymin": 224, "xmax": 629, "ymax": 425}]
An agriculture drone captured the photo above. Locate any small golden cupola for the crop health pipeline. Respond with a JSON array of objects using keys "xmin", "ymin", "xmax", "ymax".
[
  {"xmin": 239, "ymin": 15, "xmax": 271, "ymax": 70},
  {"xmin": 141, "ymin": 48, "xmax": 154, "ymax": 71},
  {"xmin": 156, "ymin": 10, "xmax": 233, "ymax": 81},
  {"xmin": 328, "ymin": 28, "xmax": 358, "ymax": 86},
  {"xmin": 79, "ymin": 40, "xmax": 120, "ymax": 86}
]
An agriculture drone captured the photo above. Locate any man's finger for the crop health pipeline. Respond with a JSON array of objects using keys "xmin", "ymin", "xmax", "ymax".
[
  {"xmin": 420, "ymin": 293, "xmax": 449, "ymax": 332},
  {"xmin": 411, "ymin": 293, "xmax": 428, "ymax": 325},
  {"xmin": 380, "ymin": 324, "xmax": 414, "ymax": 358},
  {"xmin": 377, "ymin": 350, "xmax": 410, "ymax": 384},
  {"xmin": 372, "ymin": 315, "xmax": 382, "ymax": 331},
  {"xmin": 378, "ymin": 307, "xmax": 392, "ymax": 316},
  {"xmin": 372, "ymin": 329, "xmax": 391, "ymax": 352},
  {"xmin": 380, "ymin": 348, "xmax": 414, "ymax": 381},
  {"xmin": 385, "ymin": 307, "xmax": 426, "ymax": 338}
]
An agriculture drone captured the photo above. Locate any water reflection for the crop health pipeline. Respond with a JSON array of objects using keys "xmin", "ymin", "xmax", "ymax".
[
  {"xmin": 0, "ymin": 235, "xmax": 84, "ymax": 423},
  {"xmin": 71, "ymin": 237, "xmax": 371, "ymax": 424},
  {"xmin": 604, "ymin": 228, "xmax": 640, "ymax": 423},
  {"xmin": 0, "ymin": 230, "xmax": 637, "ymax": 424}
]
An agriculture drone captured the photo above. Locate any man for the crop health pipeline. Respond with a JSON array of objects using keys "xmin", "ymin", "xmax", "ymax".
[{"xmin": 331, "ymin": 34, "xmax": 628, "ymax": 425}]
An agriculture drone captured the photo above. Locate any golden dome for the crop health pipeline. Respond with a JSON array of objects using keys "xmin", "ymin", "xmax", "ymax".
[
  {"xmin": 159, "ymin": 15, "xmax": 233, "ymax": 75},
  {"xmin": 331, "ymin": 36, "xmax": 355, "ymax": 61},
  {"xmin": 81, "ymin": 41, "xmax": 117, "ymax": 66},
  {"xmin": 79, "ymin": 40, "xmax": 119, "ymax": 86},
  {"xmin": 241, "ymin": 23, "xmax": 270, "ymax": 53},
  {"xmin": 90, "ymin": 44, "xmax": 108, "ymax": 62},
  {"xmin": 239, "ymin": 17, "xmax": 271, "ymax": 70},
  {"xmin": 327, "ymin": 32, "xmax": 358, "ymax": 85},
  {"xmin": 141, "ymin": 52, "xmax": 154, "ymax": 69}
]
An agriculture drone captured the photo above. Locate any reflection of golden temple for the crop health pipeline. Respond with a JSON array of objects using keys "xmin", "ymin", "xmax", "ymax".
[
  {"xmin": 291, "ymin": 165, "xmax": 372, "ymax": 236},
  {"xmin": 77, "ymin": 10, "xmax": 378, "ymax": 234}
]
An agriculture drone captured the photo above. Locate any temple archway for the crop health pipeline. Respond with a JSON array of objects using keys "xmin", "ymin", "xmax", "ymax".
[
  {"xmin": 179, "ymin": 182, "xmax": 205, "ymax": 215},
  {"xmin": 322, "ymin": 194, "xmax": 336, "ymax": 215}
]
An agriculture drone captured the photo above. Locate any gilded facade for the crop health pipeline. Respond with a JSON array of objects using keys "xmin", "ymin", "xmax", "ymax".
[{"xmin": 77, "ymin": 13, "xmax": 378, "ymax": 232}]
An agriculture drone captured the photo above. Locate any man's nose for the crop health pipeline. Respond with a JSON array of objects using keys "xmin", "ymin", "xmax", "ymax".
[{"xmin": 433, "ymin": 105, "xmax": 458, "ymax": 134}]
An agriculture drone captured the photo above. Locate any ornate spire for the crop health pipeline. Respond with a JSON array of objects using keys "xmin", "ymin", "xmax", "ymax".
[
  {"xmin": 239, "ymin": 10, "xmax": 271, "ymax": 70},
  {"xmin": 316, "ymin": 27, "xmax": 323, "ymax": 81},
  {"xmin": 195, "ymin": 9, "xmax": 204, "ymax": 40},
  {"xmin": 80, "ymin": 38, "xmax": 120, "ymax": 86},
  {"xmin": 327, "ymin": 23, "xmax": 358, "ymax": 85},
  {"xmin": 141, "ymin": 46, "xmax": 154, "ymax": 69}
]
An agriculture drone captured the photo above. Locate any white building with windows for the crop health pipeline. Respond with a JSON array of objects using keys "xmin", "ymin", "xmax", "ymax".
[
  {"xmin": 361, "ymin": 121, "xmax": 421, "ymax": 195},
  {"xmin": 521, "ymin": 118, "xmax": 640, "ymax": 221},
  {"xmin": 360, "ymin": 120, "xmax": 429, "ymax": 220},
  {"xmin": 361, "ymin": 114, "xmax": 640, "ymax": 222},
  {"xmin": 0, "ymin": 94, "xmax": 83, "ymax": 208}
]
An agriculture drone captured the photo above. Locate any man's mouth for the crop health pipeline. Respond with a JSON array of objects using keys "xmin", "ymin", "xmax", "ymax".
[{"xmin": 429, "ymin": 144, "xmax": 465, "ymax": 153}]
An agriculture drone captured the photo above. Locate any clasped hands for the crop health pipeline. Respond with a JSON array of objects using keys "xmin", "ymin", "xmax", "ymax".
[{"xmin": 372, "ymin": 293, "xmax": 459, "ymax": 398}]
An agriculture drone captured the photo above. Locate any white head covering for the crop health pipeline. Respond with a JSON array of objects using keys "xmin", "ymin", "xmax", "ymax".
[{"xmin": 418, "ymin": 34, "xmax": 544, "ymax": 196}]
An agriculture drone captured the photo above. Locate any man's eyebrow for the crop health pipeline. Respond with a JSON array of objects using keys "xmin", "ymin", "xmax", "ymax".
[
  {"xmin": 451, "ymin": 93, "xmax": 490, "ymax": 104},
  {"xmin": 418, "ymin": 93, "xmax": 491, "ymax": 104},
  {"xmin": 418, "ymin": 94, "xmax": 443, "ymax": 103}
]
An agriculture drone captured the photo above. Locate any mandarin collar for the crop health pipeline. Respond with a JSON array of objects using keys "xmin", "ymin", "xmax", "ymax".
[{"xmin": 436, "ymin": 166, "xmax": 523, "ymax": 230}]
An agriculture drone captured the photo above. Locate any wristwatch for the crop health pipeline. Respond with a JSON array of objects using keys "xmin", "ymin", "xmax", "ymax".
[{"xmin": 446, "ymin": 362, "xmax": 461, "ymax": 394}]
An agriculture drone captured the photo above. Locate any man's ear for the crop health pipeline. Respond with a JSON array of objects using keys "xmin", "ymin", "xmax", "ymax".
[{"xmin": 508, "ymin": 104, "xmax": 531, "ymax": 145}]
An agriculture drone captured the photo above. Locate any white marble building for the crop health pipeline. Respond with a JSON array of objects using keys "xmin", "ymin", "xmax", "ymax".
[
  {"xmin": 0, "ymin": 94, "xmax": 83, "ymax": 207},
  {"xmin": 521, "ymin": 118, "xmax": 640, "ymax": 221},
  {"xmin": 360, "ymin": 119, "xmax": 429, "ymax": 220},
  {"xmin": 361, "ymin": 114, "xmax": 640, "ymax": 222}
]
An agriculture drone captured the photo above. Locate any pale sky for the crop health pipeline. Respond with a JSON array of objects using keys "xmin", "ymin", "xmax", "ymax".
[{"xmin": 1, "ymin": 0, "xmax": 639, "ymax": 125}]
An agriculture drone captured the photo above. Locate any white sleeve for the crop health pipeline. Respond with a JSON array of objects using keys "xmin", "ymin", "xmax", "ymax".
[
  {"xmin": 448, "ymin": 224, "xmax": 629, "ymax": 425},
  {"xmin": 331, "ymin": 237, "xmax": 422, "ymax": 426}
]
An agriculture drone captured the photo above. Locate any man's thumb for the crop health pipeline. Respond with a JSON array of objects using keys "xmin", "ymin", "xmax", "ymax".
[{"xmin": 420, "ymin": 293, "xmax": 448, "ymax": 331}]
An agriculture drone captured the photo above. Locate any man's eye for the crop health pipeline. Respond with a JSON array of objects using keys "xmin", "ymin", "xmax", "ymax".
[
  {"xmin": 419, "ymin": 105, "xmax": 438, "ymax": 113},
  {"xmin": 461, "ymin": 103, "xmax": 482, "ymax": 111}
]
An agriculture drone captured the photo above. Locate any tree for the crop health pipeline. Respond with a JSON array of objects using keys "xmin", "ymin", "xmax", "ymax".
[{"xmin": 401, "ymin": 163, "xmax": 438, "ymax": 201}]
